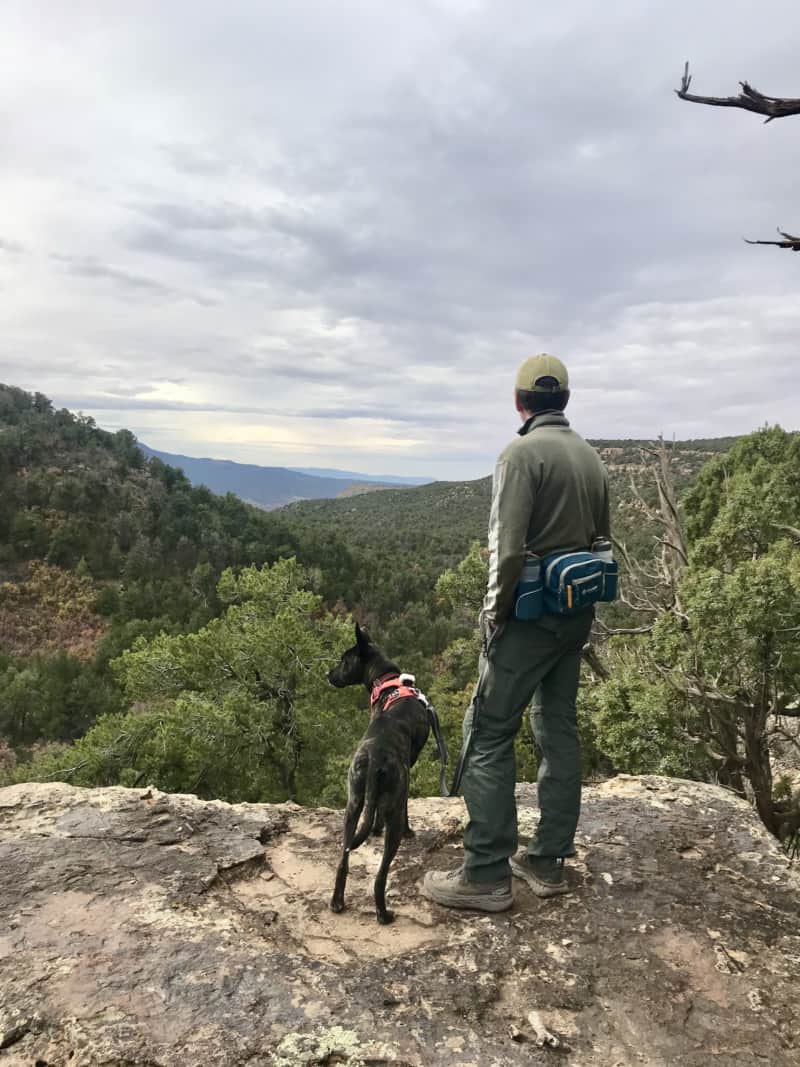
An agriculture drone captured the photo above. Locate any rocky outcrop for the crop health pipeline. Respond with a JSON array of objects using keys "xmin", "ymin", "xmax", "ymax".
[{"xmin": 0, "ymin": 776, "xmax": 798, "ymax": 1066}]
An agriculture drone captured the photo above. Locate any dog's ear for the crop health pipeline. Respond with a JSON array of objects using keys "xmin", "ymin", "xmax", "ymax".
[{"xmin": 355, "ymin": 622, "xmax": 370, "ymax": 649}]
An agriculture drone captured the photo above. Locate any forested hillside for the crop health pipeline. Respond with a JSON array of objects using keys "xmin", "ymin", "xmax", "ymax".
[
  {"xmin": 0, "ymin": 385, "xmax": 359, "ymax": 754},
  {"xmin": 281, "ymin": 435, "xmax": 733, "ymax": 575},
  {"xmin": 1, "ymin": 385, "xmax": 797, "ymax": 850}
]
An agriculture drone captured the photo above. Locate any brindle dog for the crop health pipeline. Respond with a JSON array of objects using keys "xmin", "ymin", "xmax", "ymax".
[{"xmin": 327, "ymin": 623, "xmax": 430, "ymax": 924}]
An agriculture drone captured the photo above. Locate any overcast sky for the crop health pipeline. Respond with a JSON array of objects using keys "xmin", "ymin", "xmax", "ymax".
[{"xmin": 1, "ymin": 1, "xmax": 799, "ymax": 479}]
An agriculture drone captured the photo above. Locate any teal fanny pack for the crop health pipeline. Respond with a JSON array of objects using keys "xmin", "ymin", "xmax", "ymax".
[{"xmin": 514, "ymin": 548, "xmax": 618, "ymax": 620}]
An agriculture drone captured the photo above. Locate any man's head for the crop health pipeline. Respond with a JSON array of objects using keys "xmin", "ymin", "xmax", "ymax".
[{"xmin": 514, "ymin": 353, "xmax": 570, "ymax": 418}]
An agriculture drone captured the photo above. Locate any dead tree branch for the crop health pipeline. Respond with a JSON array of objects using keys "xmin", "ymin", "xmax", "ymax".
[
  {"xmin": 616, "ymin": 437, "xmax": 689, "ymax": 618},
  {"xmin": 773, "ymin": 523, "xmax": 800, "ymax": 543},
  {"xmin": 595, "ymin": 620, "xmax": 654, "ymax": 637},
  {"xmin": 676, "ymin": 62, "xmax": 800, "ymax": 123},
  {"xmin": 744, "ymin": 229, "xmax": 800, "ymax": 251},
  {"xmin": 582, "ymin": 643, "xmax": 610, "ymax": 681}
]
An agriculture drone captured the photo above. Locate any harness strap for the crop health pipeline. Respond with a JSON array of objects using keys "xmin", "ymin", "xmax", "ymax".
[
  {"xmin": 370, "ymin": 677, "xmax": 419, "ymax": 710},
  {"xmin": 369, "ymin": 674, "xmax": 402, "ymax": 707}
]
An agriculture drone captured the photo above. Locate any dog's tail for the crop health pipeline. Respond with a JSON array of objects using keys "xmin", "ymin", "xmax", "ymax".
[{"xmin": 350, "ymin": 756, "xmax": 382, "ymax": 850}]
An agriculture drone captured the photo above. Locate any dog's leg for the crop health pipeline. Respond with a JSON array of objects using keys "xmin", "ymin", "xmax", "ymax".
[
  {"xmin": 374, "ymin": 809, "xmax": 404, "ymax": 924},
  {"xmin": 372, "ymin": 811, "xmax": 385, "ymax": 836},
  {"xmin": 331, "ymin": 799, "xmax": 361, "ymax": 914},
  {"xmin": 403, "ymin": 796, "xmax": 414, "ymax": 838}
]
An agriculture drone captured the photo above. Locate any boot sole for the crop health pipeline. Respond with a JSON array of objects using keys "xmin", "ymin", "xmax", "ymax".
[
  {"xmin": 421, "ymin": 882, "xmax": 513, "ymax": 912},
  {"xmin": 510, "ymin": 857, "xmax": 569, "ymax": 898}
]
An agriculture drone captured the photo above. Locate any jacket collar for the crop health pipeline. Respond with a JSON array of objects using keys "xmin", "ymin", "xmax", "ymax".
[{"xmin": 518, "ymin": 411, "xmax": 570, "ymax": 436}]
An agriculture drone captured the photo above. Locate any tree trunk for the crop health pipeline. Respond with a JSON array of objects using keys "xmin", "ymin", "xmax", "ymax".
[
  {"xmin": 742, "ymin": 701, "xmax": 777, "ymax": 835},
  {"xmin": 277, "ymin": 673, "xmax": 300, "ymax": 801},
  {"xmin": 711, "ymin": 711, "xmax": 746, "ymax": 797}
]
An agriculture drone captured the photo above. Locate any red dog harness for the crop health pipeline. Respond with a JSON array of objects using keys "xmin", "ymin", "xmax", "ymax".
[{"xmin": 370, "ymin": 673, "xmax": 420, "ymax": 711}]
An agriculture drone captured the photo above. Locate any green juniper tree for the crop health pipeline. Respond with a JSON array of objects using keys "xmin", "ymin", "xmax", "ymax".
[
  {"xmin": 596, "ymin": 429, "xmax": 800, "ymax": 841},
  {"xmin": 8, "ymin": 559, "xmax": 364, "ymax": 804}
]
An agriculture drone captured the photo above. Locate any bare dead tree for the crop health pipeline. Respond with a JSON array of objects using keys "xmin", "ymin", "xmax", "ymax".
[
  {"xmin": 744, "ymin": 229, "xmax": 800, "ymax": 252},
  {"xmin": 676, "ymin": 62, "xmax": 800, "ymax": 122},
  {"xmin": 599, "ymin": 436, "xmax": 689, "ymax": 631},
  {"xmin": 676, "ymin": 62, "xmax": 800, "ymax": 251}
]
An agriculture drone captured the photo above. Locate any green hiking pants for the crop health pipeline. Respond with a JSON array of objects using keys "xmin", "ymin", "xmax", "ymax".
[{"xmin": 461, "ymin": 611, "xmax": 594, "ymax": 883}]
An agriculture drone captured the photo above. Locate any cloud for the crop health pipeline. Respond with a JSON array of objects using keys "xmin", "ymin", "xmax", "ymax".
[
  {"xmin": 134, "ymin": 201, "xmax": 260, "ymax": 233},
  {"xmin": 49, "ymin": 392, "xmax": 466, "ymax": 427},
  {"xmin": 1, "ymin": 0, "xmax": 799, "ymax": 479},
  {"xmin": 52, "ymin": 255, "xmax": 213, "ymax": 305}
]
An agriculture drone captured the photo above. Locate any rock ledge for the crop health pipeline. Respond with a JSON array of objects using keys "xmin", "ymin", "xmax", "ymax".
[{"xmin": 0, "ymin": 776, "xmax": 798, "ymax": 1066}]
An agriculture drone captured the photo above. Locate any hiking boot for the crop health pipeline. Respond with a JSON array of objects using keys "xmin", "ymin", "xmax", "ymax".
[
  {"xmin": 421, "ymin": 867, "xmax": 513, "ymax": 912},
  {"xmin": 510, "ymin": 851, "xmax": 569, "ymax": 898}
]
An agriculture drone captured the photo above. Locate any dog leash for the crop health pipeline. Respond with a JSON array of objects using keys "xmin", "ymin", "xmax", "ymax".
[
  {"xmin": 402, "ymin": 679, "xmax": 451, "ymax": 798},
  {"xmin": 444, "ymin": 620, "xmax": 501, "ymax": 797},
  {"xmin": 424, "ymin": 703, "xmax": 450, "ymax": 797},
  {"xmin": 444, "ymin": 655, "xmax": 490, "ymax": 797},
  {"xmin": 371, "ymin": 673, "xmax": 452, "ymax": 796},
  {"xmin": 368, "ymin": 669, "xmax": 497, "ymax": 799},
  {"xmin": 392, "ymin": 631, "xmax": 497, "ymax": 798}
]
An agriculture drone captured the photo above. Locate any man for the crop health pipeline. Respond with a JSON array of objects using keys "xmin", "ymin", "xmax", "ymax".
[{"xmin": 422, "ymin": 353, "xmax": 610, "ymax": 911}]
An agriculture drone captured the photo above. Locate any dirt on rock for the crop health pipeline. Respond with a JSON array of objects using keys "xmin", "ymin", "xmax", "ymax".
[{"xmin": 0, "ymin": 776, "xmax": 798, "ymax": 1066}]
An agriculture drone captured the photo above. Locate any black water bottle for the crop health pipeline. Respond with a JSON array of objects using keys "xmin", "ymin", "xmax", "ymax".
[
  {"xmin": 592, "ymin": 539, "xmax": 613, "ymax": 563},
  {"xmin": 514, "ymin": 556, "xmax": 543, "ymax": 620}
]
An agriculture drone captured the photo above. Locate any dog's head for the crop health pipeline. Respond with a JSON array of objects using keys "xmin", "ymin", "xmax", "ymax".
[{"xmin": 327, "ymin": 623, "xmax": 374, "ymax": 688}]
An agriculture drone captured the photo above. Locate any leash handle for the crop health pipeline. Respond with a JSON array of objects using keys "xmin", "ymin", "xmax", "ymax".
[
  {"xmin": 446, "ymin": 745, "xmax": 468, "ymax": 798},
  {"xmin": 445, "ymin": 644, "xmax": 494, "ymax": 796},
  {"xmin": 425, "ymin": 625, "xmax": 501, "ymax": 797},
  {"xmin": 446, "ymin": 700, "xmax": 476, "ymax": 797}
]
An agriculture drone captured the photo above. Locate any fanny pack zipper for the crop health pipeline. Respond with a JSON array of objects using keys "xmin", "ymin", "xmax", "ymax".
[{"xmin": 556, "ymin": 557, "xmax": 601, "ymax": 590}]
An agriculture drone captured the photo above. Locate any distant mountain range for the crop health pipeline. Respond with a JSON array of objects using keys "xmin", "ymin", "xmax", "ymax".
[
  {"xmin": 288, "ymin": 467, "xmax": 428, "ymax": 486},
  {"xmin": 137, "ymin": 445, "xmax": 432, "ymax": 510}
]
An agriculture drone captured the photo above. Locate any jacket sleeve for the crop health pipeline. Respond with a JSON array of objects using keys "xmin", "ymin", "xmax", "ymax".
[
  {"xmin": 598, "ymin": 468, "xmax": 611, "ymax": 539},
  {"xmin": 482, "ymin": 456, "xmax": 535, "ymax": 626}
]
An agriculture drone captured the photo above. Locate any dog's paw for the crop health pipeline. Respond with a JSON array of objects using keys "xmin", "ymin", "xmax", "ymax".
[
  {"xmin": 330, "ymin": 897, "xmax": 345, "ymax": 914},
  {"xmin": 377, "ymin": 908, "xmax": 395, "ymax": 925}
]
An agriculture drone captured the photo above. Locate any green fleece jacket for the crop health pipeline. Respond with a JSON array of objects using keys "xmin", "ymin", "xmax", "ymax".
[{"xmin": 482, "ymin": 412, "xmax": 610, "ymax": 626}]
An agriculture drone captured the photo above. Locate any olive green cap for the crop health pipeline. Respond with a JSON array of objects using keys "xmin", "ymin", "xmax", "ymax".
[{"xmin": 515, "ymin": 353, "xmax": 569, "ymax": 393}]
